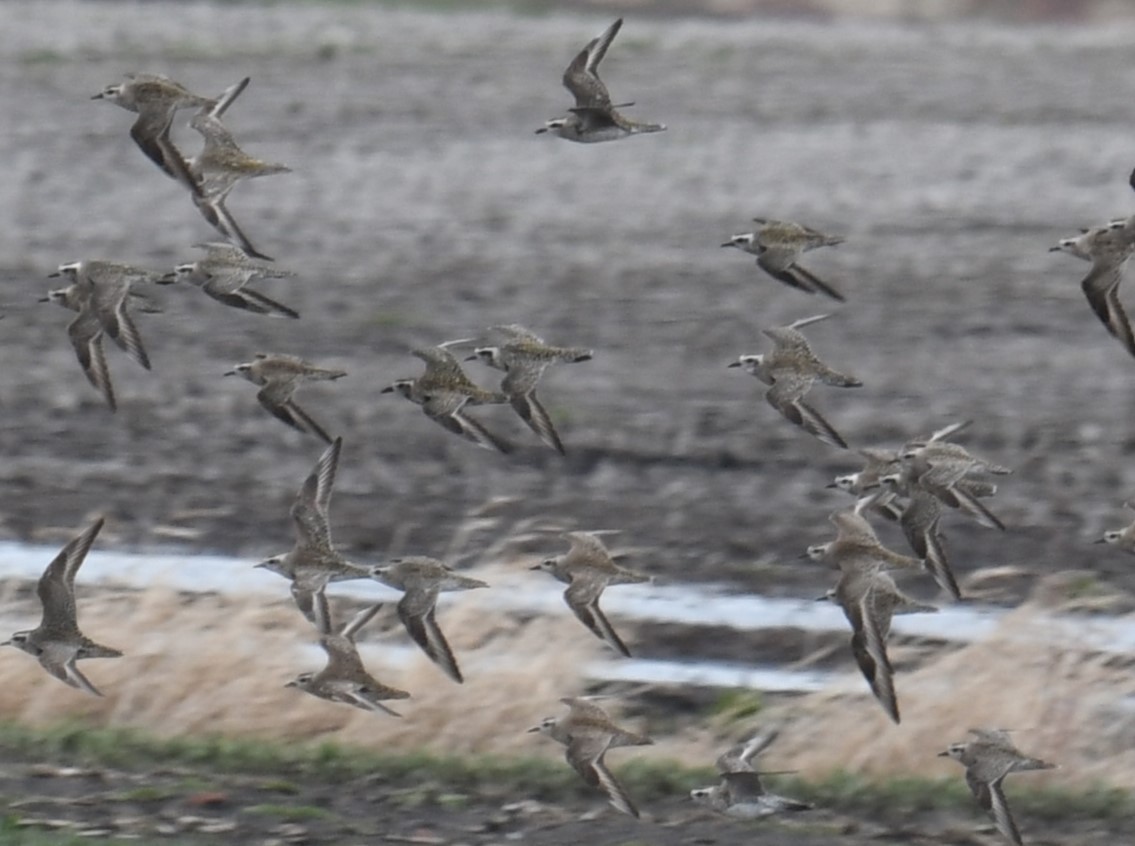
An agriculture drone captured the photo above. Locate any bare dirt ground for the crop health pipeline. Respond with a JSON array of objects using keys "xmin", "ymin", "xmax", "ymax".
[
  {"xmin": 2, "ymin": 754, "xmax": 1130, "ymax": 846},
  {"xmin": 2, "ymin": 2, "xmax": 1135, "ymax": 842}
]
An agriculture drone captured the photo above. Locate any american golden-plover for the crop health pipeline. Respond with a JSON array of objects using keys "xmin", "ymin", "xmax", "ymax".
[
  {"xmin": 722, "ymin": 218, "xmax": 846, "ymax": 301},
  {"xmin": 2, "ymin": 517, "xmax": 121, "ymax": 696},
  {"xmin": 286, "ymin": 588, "xmax": 410, "ymax": 716},
  {"xmin": 531, "ymin": 531, "xmax": 648, "ymax": 657},
  {"xmin": 367, "ymin": 556, "xmax": 487, "ymax": 684},
  {"xmin": 690, "ymin": 729, "xmax": 812, "ymax": 819},
  {"xmin": 1051, "ymin": 219, "xmax": 1135, "ymax": 359},
  {"xmin": 529, "ymin": 697, "xmax": 653, "ymax": 818},
  {"xmin": 730, "ymin": 314, "xmax": 861, "ymax": 449},
  {"xmin": 225, "ymin": 353, "xmax": 345, "ymax": 443},
  {"xmin": 254, "ymin": 438, "xmax": 370, "ymax": 621},
  {"xmin": 163, "ymin": 242, "xmax": 298, "ymax": 318},
  {"xmin": 465, "ymin": 324, "xmax": 592, "ymax": 455},
  {"xmin": 939, "ymin": 728, "xmax": 1056, "ymax": 846},
  {"xmin": 536, "ymin": 18, "xmax": 665, "ymax": 143},
  {"xmin": 383, "ymin": 342, "xmax": 512, "ymax": 453}
]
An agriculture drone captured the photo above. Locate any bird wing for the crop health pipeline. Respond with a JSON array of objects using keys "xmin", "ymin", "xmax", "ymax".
[
  {"xmin": 129, "ymin": 109, "xmax": 179, "ymax": 176},
  {"xmin": 565, "ymin": 580, "xmax": 631, "ymax": 657},
  {"xmin": 37, "ymin": 518, "xmax": 104, "ymax": 634},
  {"xmin": 566, "ymin": 734, "xmax": 640, "ymax": 818},
  {"xmin": 193, "ymin": 194, "xmax": 273, "ymax": 261},
  {"xmin": 397, "ymin": 590, "xmax": 463, "ymax": 683},
  {"xmin": 67, "ymin": 315, "xmax": 116, "ymax": 411},
  {"xmin": 60, "ymin": 657, "xmax": 105, "ymax": 697},
  {"xmin": 334, "ymin": 682, "xmax": 406, "ymax": 717},
  {"xmin": 562, "ymin": 18, "xmax": 622, "ymax": 109},
  {"xmin": 290, "ymin": 438, "xmax": 340, "ymax": 551},
  {"xmin": 488, "ymin": 324, "xmax": 544, "ymax": 343},
  {"xmin": 782, "ymin": 262, "xmax": 845, "ymax": 302},
  {"xmin": 853, "ymin": 583, "xmax": 899, "ymax": 723},
  {"xmin": 98, "ymin": 289, "xmax": 151, "ymax": 371},
  {"xmin": 1080, "ymin": 260, "xmax": 1135, "ymax": 353},
  {"xmin": 447, "ymin": 407, "xmax": 513, "ymax": 453},
  {"xmin": 509, "ymin": 391, "xmax": 565, "ymax": 455}
]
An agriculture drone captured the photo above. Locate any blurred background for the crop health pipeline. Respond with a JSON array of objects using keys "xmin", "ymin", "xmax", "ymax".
[{"xmin": 1, "ymin": 0, "xmax": 1134, "ymax": 835}]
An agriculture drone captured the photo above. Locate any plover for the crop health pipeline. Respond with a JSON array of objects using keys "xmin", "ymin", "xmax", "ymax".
[
  {"xmin": 254, "ymin": 438, "xmax": 370, "ymax": 622},
  {"xmin": 722, "ymin": 219, "xmax": 846, "ymax": 301},
  {"xmin": 162, "ymin": 242, "xmax": 298, "ymax": 318},
  {"xmin": 182, "ymin": 108, "xmax": 291, "ymax": 260},
  {"xmin": 1051, "ymin": 220, "xmax": 1135, "ymax": 359},
  {"xmin": 806, "ymin": 506, "xmax": 923, "ymax": 575},
  {"xmin": 809, "ymin": 507, "xmax": 935, "ymax": 724},
  {"xmin": 50, "ymin": 261, "xmax": 162, "ymax": 372},
  {"xmin": 1095, "ymin": 501, "xmax": 1135, "ymax": 553},
  {"xmin": 2, "ymin": 517, "xmax": 121, "ymax": 696},
  {"xmin": 465, "ymin": 324, "xmax": 592, "ymax": 455},
  {"xmin": 896, "ymin": 441, "xmax": 1009, "ymax": 531},
  {"xmin": 225, "ymin": 353, "xmax": 346, "ymax": 443},
  {"xmin": 690, "ymin": 729, "xmax": 812, "ymax": 819},
  {"xmin": 41, "ymin": 280, "xmax": 118, "ymax": 410},
  {"xmin": 536, "ymin": 18, "xmax": 665, "ymax": 143},
  {"xmin": 729, "ymin": 314, "xmax": 861, "ymax": 449},
  {"xmin": 367, "ymin": 556, "xmax": 487, "ymax": 684},
  {"xmin": 828, "ymin": 421, "xmax": 974, "ymax": 502},
  {"xmin": 529, "ymin": 697, "xmax": 653, "ymax": 818},
  {"xmin": 895, "ymin": 486, "xmax": 961, "ymax": 601},
  {"xmin": 92, "ymin": 72, "xmax": 241, "ymax": 183},
  {"xmin": 531, "ymin": 531, "xmax": 648, "ymax": 657},
  {"xmin": 939, "ymin": 729, "xmax": 1056, "ymax": 846},
  {"xmin": 286, "ymin": 588, "xmax": 410, "ymax": 716},
  {"xmin": 383, "ymin": 343, "xmax": 512, "ymax": 453}
]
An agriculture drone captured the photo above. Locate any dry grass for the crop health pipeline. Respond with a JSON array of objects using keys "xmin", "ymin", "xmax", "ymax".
[
  {"xmin": 0, "ymin": 579, "xmax": 605, "ymax": 760},
  {"xmin": 762, "ymin": 597, "xmax": 1135, "ymax": 791},
  {"xmin": 3, "ymin": 572, "xmax": 1135, "ymax": 796}
]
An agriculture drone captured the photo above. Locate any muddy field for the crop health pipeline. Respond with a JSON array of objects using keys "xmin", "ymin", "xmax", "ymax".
[
  {"xmin": 3, "ymin": 3, "xmax": 1135, "ymax": 600},
  {"xmin": 2, "ymin": 753, "xmax": 1130, "ymax": 846},
  {"xmin": 4, "ymin": 2, "xmax": 1135, "ymax": 843}
]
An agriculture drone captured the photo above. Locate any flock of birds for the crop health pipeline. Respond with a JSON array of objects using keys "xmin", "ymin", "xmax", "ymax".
[{"xmin": 15, "ymin": 13, "xmax": 1135, "ymax": 844}]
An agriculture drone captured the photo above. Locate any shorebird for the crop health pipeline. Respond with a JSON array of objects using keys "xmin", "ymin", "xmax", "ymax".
[
  {"xmin": 722, "ymin": 219, "xmax": 846, "ymax": 301},
  {"xmin": 225, "ymin": 353, "xmax": 346, "ymax": 443},
  {"xmin": 1, "ymin": 517, "xmax": 122, "ymax": 696},
  {"xmin": 465, "ymin": 324, "xmax": 592, "ymax": 455},
  {"xmin": 530, "ymin": 531, "xmax": 648, "ymax": 657},
  {"xmin": 806, "ymin": 506, "xmax": 923, "ymax": 575},
  {"xmin": 180, "ymin": 107, "xmax": 291, "ymax": 260},
  {"xmin": 808, "ymin": 507, "xmax": 935, "ymax": 724},
  {"xmin": 49, "ymin": 261, "xmax": 162, "ymax": 372},
  {"xmin": 41, "ymin": 280, "xmax": 118, "ymax": 410},
  {"xmin": 383, "ymin": 343, "xmax": 512, "ymax": 453},
  {"xmin": 690, "ymin": 729, "xmax": 813, "ymax": 819},
  {"xmin": 92, "ymin": 72, "xmax": 240, "ymax": 182},
  {"xmin": 939, "ymin": 729, "xmax": 1056, "ymax": 846},
  {"xmin": 894, "ymin": 486, "xmax": 961, "ymax": 600},
  {"xmin": 367, "ymin": 556, "xmax": 487, "ymax": 684},
  {"xmin": 162, "ymin": 242, "xmax": 298, "ymax": 318},
  {"xmin": 1051, "ymin": 219, "xmax": 1135, "ymax": 359},
  {"xmin": 729, "ymin": 314, "xmax": 861, "ymax": 449},
  {"xmin": 286, "ymin": 589, "xmax": 410, "ymax": 716},
  {"xmin": 529, "ymin": 697, "xmax": 653, "ymax": 818},
  {"xmin": 828, "ymin": 421, "xmax": 974, "ymax": 503},
  {"xmin": 536, "ymin": 18, "xmax": 665, "ymax": 143},
  {"xmin": 254, "ymin": 438, "xmax": 370, "ymax": 622},
  {"xmin": 895, "ymin": 441, "xmax": 1009, "ymax": 531},
  {"xmin": 1095, "ymin": 501, "xmax": 1135, "ymax": 554}
]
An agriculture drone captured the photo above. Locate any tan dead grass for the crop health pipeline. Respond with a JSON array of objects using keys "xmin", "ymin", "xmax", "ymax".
[
  {"xmin": 762, "ymin": 600, "xmax": 1135, "ymax": 790},
  {"xmin": 0, "ymin": 581, "xmax": 602, "ymax": 759},
  {"xmin": 4, "ymin": 571, "xmax": 1135, "ymax": 792}
]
